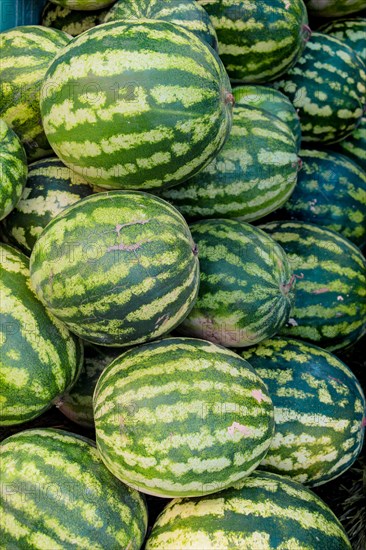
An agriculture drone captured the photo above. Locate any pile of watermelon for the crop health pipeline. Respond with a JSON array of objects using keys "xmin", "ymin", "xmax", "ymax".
[{"xmin": 1, "ymin": 0, "xmax": 365, "ymax": 548}]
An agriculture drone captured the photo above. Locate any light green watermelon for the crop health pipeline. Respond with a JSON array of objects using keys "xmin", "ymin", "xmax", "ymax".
[
  {"xmin": 279, "ymin": 149, "xmax": 366, "ymax": 247},
  {"xmin": 2, "ymin": 157, "xmax": 95, "ymax": 254},
  {"xmin": 161, "ymin": 105, "xmax": 300, "ymax": 222},
  {"xmin": 0, "ymin": 428, "xmax": 148, "ymax": 549},
  {"xmin": 260, "ymin": 220, "xmax": 366, "ymax": 351},
  {"xmin": 178, "ymin": 219, "xmax": 295, "ymax": 347},
  {"xmin": 241, "ymin": 337, "xmax": 366, "ymax": 486},
  {"xmin": 94, "ymin": 337, "xmax": 275, "ymax": 498},
  {"xmin": 233, "ymin": 85, "xmax": 302, "ymax": 150},
  {"xmin": 42, "ymin": 2, "xmax": 108, "ymax": 36},
  {"xmin": 104, "ymin": 0, "xmax": 218, "ymax": 51},
  {"xmin": 145, "ymin": 471, "xmax": 351, "ymax": 549},
  {"xmin": 0, "ymin": 120, "xmax": 27, "ymax": 221},
  {"xmin": 40, "ymin": 19, "xmax": 233, "ymax": 190},
  {"xmin": 29, "ymin": 191, "xmax": 200, "ymax": 347},
  {"xmin": 198, "ymin": 0, "xmax": 310, "ymax": 83},
  {"xmin": 0, "ymin": 26, "xmax": 71, "ymax": 160},
  {"xmin": 273, "ymin": 32, "xmax": 366, "ymax": 144},
  {"xmin": 0, "ymin": 243, "xmax": 83, "ymax": 426}
]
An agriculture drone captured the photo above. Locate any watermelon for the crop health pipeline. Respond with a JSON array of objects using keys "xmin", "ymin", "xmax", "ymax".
[
  {"xmin": 279, "ymin": 149, "xmax": 366, "ymax": 248},
  {"xmin": 0, "ymin": 26, "xmax": 71, "ymax": 161},
  {"xmin": 305, "ymin": 0, "xmax": 366, "ymax": 18},
  {"xmin": 0, "ymin": 120, "xmax": 28, "ymax": 221},
  {"xmin": 29, "ymin": 191, "xmax": 200, "ymax": 347},
  {"xmin": 259, "ymin": 220, "xmax": 366, "ymax": 351},
  {"xmin": 145, "ymin": 471, "xmax": 351, "ymax": 549},
  {"xmin": 42, "ymin": 2, "xmax": 108, "ymax": 36},
  {"xmin": 273, "ymin": 32, "xmax": 366, "ymax": 144},
  {"xmin": 2, "ymin": 157, "xmax": 95, "ymax": 255},
  {"xmin": 0, "ymin": 428, "xmax": 148, "ymax": 549},
  {"xmin": 178, "ymin": 219, "xmax": 295, "ymax": 347},
  {"xmin": 241, "ymin": 337, "xmax": 366, "ymax": 487},
  {"xmin": 0, "ymin": 243, "xmax": 83, "ymax": 426},
  {"xmin": 318, "ymin": 18, "xmax": 366, "ymax": 63},
  {"xmin": 337, "ymin": 115, "xmax": 366, "ymax": 171},
  {"xmin": 94, "ymin": 337, "xmax": 275, "ymax": 498},
  {"xmin": 50, "ymin": 0, "xmax": 115, "ymax": 10},
  {"xmin": 40, "ymin": 20, "xmax": 233, "ymax": 191},
  {"xmin": 161, "ymin": 105, "xmax": 300, "ymax": 223},
  {"xmin": 197, "ymin": 0, "xmax": 310, "ymax": 83},
  {"xmin": 104, "ymin": 0, "xmax": 218, "ymax": 52},
  {"xmin": 57, "ymin": 345, "xmax": 120, "ymax": 428},
  {"xmin": 233, "ymin": 85, "xmax": 302, "ymax": 150}
]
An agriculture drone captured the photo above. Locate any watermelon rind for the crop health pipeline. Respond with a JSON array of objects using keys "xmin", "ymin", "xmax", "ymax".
[
  {"xmin": 2, "ymin": 157, "xmax": 95, "ymax": 254},
  {"xmin": 0, "ymin": 428, "xmax": 148, "ymax": 549},
  {"xmin": 94, "ymin": 337, "xmax": 275, "ymax": 498},
  {"xmin": 0, "ymin": 26, "xmax": 71, "ymax": 160},
  {"xmin": 279, "ymin": 149, "xmax": 366, "ymax": 248},
  {"xmin": 0, "ymin": 243, "xmax": 83, "ymax": 426},
  {"xmin": 145, "ymin": 470, "xmax": 352, "ymax": 549},
  {"xmin": 104, "ymin": 0, "xmax": 218, "ymax": 51},
  {"xmin": 260, "ymin": 220, "xmax": 366, "ymax": 351},
  {"xmin": 179, "ymin": 219, "xmax": 295, "ymax": 347},
  {"xmin": 39, "ymin": 19, "xmax": 233, "ymax": 190},
  {"xmin": 241, "ymin": 337, "xmax": 366, "ymax": 487},
  {"xmin": 161, "ymin": 105, "xmax": 300, "ymax": 223},
  {"xmin": 29, "ymin": 191, "xmax": 200, "ymax": 347},
  {"xmin": 0, "ymin": 120, "xmax": 28, "ymax": 221}
]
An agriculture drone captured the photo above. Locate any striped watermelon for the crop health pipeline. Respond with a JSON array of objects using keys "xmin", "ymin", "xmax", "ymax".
[
  {"xmin": 145, "ymin": 471, "xmax": 351, "ymax": 549},
  {"xmin": 198, "ymin": 0, "xmax": 310, "ymax": 83},
  {"xmin": 0, "ymin": 120, "xmax": 27, "ymax": 221},
  {"xmin": 104, "ymin": 0, "xmax": 218, "ymax": 51},
  {"xmin": 233, "ymin": 85, "xmax": 302, "ymax": 150},
  {"xmin": 94, "ymin": 337, "xmax": 275, "ymax": 498},
  {"xmin": 40, "ymin": 20, "xmax": 233, "ymax": 191},
  {"xmin": 337, "ymin": 115, "xmax": 366, "ymax": 171},
  {"xmin": 318, "ymin": 18, "xmax": 366, "ymax": 63},
  {"xmin": 0, "ymin": 428, "xmax": 148, "ymax": 548},
  {"xmin": 178, "ymin": 219, "xmax": 295, "ymax": 347},
  {"xmin": 279, "ymin": 149, "xmax": 366, "ymax": 248},
  {"xmin": 42, "ymin": 2, "xmax": 108, "ymax": 36},
  {"xmin": 273, "ymin": 32, "xmax": 366, "ymax": 144},
  {"xmin": 241, "ymin": 337, "xmax": 366, "ymax": 487},
  {"xmin": 0, "ymin": 26, "xmax": 71, "ymax": 161},
  {"xmin": 0, "ymin": 243, "xmax": 83, "ymax": 426},
  {"xmin": 29, "ymin": 191, "xmax": 200, "ymax": 346},
  {"xmin": 161, "ymin": 105, "xmax": 300, "ymax": 222},
  {"xmin": 259, "ymin": 220, "xmax": 366, "ymax": 351},
  {"xmin": 2, "ymin": 157, "xmax": 95, "ymax": 255},
  {"xmin": 57, "ymin": 345, "xmax": 120, "ymax": 428},
  {"xmin": 50, "ymin": 0, "xmax": 115, "ymax": 9},
  {"xmin": 305, "ymin": 0, "xmax": 366, "ymax": 18}
]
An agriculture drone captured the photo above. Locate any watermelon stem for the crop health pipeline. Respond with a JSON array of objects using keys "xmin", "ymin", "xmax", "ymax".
[
  {"xmin": 225, "ymin": 92, "xmax": 235, "ymax": 106},
  {"xmin": 302, "ymin": 24, "xmax": 312, "ymax": 42},
  {"xmin": 52, "ymin": 396, "xmax": 64, "ymax": 408},
  {"xmin": 281, "ymin": 272, "xmax": 304, "ymax": 294},
  {"xmin": 192, "ymin": 244, "xmax": 199, "ymax": 256}
]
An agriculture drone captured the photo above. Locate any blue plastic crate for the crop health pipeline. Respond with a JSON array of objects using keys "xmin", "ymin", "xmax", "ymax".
[{"xmin": 0, "ymin": 0, "xmax": 46, "ymax": 32}]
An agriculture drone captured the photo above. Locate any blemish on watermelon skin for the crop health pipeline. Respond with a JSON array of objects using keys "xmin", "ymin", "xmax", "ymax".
[
  {"xmin": 252, "ymin": 389, "xmax": 265, "ymax": 403},
  {"xmin": 312, "ymin": 287, "xmax": 330, "ymax": 295},
  {"xmin": 361, "ymin": 417, "xmax": 366, "ymax": 428},
  {"xmin": 228, "ymin": 422, "xmax": 252, "ymax": 436},
  {"xmin": 115, "ymin": 219, "xmax": 150, "ymax": 236}
]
